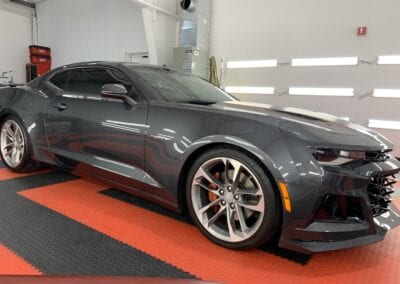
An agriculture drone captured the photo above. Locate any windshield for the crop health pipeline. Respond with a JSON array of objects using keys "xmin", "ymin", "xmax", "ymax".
[{"xmin": 126, "ymin": 65, "xmax": 236, "ymax": 104}]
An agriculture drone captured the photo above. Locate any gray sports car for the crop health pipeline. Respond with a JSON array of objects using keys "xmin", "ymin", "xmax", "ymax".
[{"xmin": 0, "ymin": 61, "xmax": 399, "ymax": 254}]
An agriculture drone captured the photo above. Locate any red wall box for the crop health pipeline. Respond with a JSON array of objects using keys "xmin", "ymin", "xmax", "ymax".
[
  {"xmin": 26, "ymin": 63, "xmax": 51, "ymax": 80},
  {"xmin": 36, "ymin": 63, "xmax": 51, "ymax": 76},
  {"xmin": 29, "ymin": 45, "xmax": 51, "ymax": 57},
  {"xmin": 30, "ymin": 55, "xmax": 52, "ymax": 65}
]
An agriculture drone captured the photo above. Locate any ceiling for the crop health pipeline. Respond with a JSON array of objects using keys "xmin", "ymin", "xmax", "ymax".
[{"xmin": 9, "ymin": 0, "xmax": 46, "ymax": 8}]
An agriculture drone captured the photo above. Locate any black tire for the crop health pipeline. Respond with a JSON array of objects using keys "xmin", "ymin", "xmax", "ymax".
[
  {"xmin": 186, "ymin": 147, "xmax": 280, "ymax": 250},
  {"xmin": 0, "ymin": 115, "xmax": 40, "ymax": 173}
]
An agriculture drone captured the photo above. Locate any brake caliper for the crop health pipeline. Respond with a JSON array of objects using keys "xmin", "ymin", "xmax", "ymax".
[{"xmin": 208, "ymin": 172, "xmax": 221, "ymax": 212}]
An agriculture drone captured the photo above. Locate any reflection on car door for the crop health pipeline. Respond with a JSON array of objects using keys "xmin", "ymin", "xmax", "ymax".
[{"xmin": 45, "ymin": 67, "xmax": 148, "ymax": 184}]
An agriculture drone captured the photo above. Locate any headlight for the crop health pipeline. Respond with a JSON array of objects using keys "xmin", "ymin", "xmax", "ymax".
[{"xmin": 311, "ymin": 148, "xmax": 365, "ymax": 166}]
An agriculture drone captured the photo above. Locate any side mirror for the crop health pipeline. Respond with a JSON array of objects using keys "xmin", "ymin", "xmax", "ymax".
[{"xmin": 101, "ymin": 84, "xmax": 136, "ymax": 107}]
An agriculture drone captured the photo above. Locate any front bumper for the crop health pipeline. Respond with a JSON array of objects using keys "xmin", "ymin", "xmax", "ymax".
[
  {"xmin": 280, "ymin": 206, "xmax": 400, "ymax": 254},
  {"xmin": 278, "ymin": 157, "xmax": 400, "ymax": 255}
]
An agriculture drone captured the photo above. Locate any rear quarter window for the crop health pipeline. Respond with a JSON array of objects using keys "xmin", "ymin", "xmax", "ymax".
[{"xmin": 49, "ymin": 70, "xmax": 70, "ymax": 90}]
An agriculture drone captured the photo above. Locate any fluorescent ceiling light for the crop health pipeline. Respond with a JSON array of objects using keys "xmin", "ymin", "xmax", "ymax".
[
  {"xmin": 373, "ymin": 89, "xmax": 400, "ymax": 98},
  {"xmin": 289, "ymin": 87, "xmax": 355, "ymax": 97},
  {"xmin": 225, "ymin": 86, "xmax": 275, "ymax": 95},
  {"xmin": 291, "ymin": 57, "xmax": 358, "ymax": 67},
  {"xmin": 368, "ymin": 119, "xmax": 400, "ymax": 130},
  {"xmin": 226, "ymin": 60, "xmax": 278, "ymax": 69},
  {"xmin": 378, "ymin": 55, "xmax": 400, "ymax": 65}
]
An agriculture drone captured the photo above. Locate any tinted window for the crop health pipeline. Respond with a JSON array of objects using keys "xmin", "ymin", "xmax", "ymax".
[
  {"xmin": 64, "ymin": 68, "xmax": 131, "ymax": 95},
  {"xmin": 50, "ymin": 70, "xmax": 70, "ymax": 90},
  {"xmin": 127, "ymin": 66, "xmax": 235, "ymax": 103}
]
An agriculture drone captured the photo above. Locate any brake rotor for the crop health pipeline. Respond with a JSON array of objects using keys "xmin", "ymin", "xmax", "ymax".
[{"xmin": 207, "ymin": 170, "xmax": 256, "ymax": 220}]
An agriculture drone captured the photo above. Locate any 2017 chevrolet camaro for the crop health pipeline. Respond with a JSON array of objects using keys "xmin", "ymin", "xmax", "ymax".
[{"xmin": 0, "ymin": 62, "xmax": 399, "ymax": 254}]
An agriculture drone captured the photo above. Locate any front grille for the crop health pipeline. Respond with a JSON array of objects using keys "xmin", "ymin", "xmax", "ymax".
[{"xmin": 367, "ymin": 175, "xmax": 397, "ymax": 216}]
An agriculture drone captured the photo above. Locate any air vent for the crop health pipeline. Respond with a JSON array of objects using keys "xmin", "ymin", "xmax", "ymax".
[
  {"xmin": 180, "ymin": 0, "xmax": 195, "ymax": 12},
  {"xmin": 367, "ymin": 174, "xmax": 397, "ymax": 216}
]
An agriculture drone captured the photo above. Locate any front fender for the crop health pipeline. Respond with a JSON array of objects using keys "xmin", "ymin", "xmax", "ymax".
[{"xmin": 179, "ymin": 135, "xmax": 286, "ymax": 184}]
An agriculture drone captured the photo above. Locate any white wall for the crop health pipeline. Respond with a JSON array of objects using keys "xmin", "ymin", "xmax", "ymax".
[
  {"xmin": 0, "ymin": 6, "xmax": 33, "ymax": 83},
  {"xmin": 37, "ymin": 0, "xmax": 177, "ymax": 68},
  {"xmin": 141, "ymin": 0, "xmax": 178, "ymax": 66},
  {"xmin": 210, "ymin": 0, "xmax": 400, "ymax": 155},
  {"xmin": 37, "ymin": 0, "xmax": 148, "ymax": 67}
]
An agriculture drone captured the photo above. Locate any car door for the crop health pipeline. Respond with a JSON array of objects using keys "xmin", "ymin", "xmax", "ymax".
[{"xmin": 44, "ymin": 66, "xmax": 149, "ymax": 184}]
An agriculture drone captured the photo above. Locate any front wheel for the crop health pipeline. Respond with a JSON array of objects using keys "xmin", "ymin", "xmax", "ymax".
[
  {"xmin": 0, "ymin": 115, "xmax": 40, "ymax": 173},
  {"xmin": 186, "ymin": 148, "xmax": 280, "ymax": 249}
]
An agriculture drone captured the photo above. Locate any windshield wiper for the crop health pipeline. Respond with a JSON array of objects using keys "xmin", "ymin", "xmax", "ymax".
[{"xmin": 180, "ymin": 100, "xmax": 218, "ymax": 105}]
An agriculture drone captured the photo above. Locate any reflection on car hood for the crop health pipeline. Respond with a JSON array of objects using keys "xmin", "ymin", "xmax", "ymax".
[{"xmin": 213, "ymin": 101, "xmax": 394, "ymax": 150}]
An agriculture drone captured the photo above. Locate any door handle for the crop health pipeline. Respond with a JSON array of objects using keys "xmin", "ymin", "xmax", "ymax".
[{"xmin": 54, "ymin": 103, "xmax": 68, "ymax": 111}]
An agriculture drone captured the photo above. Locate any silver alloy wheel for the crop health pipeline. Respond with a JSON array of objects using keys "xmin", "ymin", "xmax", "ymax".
[
  {"xmin": 0, "ymin": 119, "xmax": 25, "ymax": 168},
  {"xmin": 191, "ymin": 157, "xmax": 265, "ymax": 243}
]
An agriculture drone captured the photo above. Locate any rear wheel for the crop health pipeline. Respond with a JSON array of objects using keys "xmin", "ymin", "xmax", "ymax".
[
  {"xmin": 0, "ymin": 116, "xmax": 40, "ymax": 173},
  {"xmin": 186, "ymin": 148, "xmax": 280, "ymax": 249}
]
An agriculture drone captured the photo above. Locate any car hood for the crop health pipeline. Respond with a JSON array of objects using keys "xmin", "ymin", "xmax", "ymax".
[{"xmin": 212, "ymin": 101, "xmax": 394, "ymax": 151}]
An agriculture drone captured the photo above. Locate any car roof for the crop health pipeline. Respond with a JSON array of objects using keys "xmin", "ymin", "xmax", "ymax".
[
  {"xmin": 44, "ymin": 61, "xmax": 183, "ymax": 81},
  {"xmin": 58, "ymin": 61, "xmax": 173, "ymax": 71}
]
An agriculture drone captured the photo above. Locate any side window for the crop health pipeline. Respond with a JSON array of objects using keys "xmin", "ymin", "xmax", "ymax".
[
  {"xmin": 49, "ymin": 70, "xmax": 70, "ymax": 90},
  {"xmin": 64, "ymin": 68, "xmax": 132, "ymax": 95}
]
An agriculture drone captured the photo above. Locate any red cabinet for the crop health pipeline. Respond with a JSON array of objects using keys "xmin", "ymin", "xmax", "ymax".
[{"xmin": 27, "ymin": 45, "xmax": 52, "ymax": 80}]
